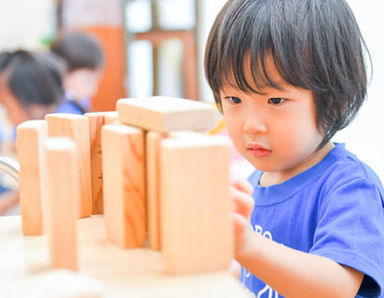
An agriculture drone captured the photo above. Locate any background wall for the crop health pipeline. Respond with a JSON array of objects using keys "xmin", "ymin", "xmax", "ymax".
[
  {"xmin": 0, "ymin": 0, "xmax": 55, "ymax": 50},
  {"xmin": 333, "ymin": 0, "xmax": 384, "ymax": 180}
]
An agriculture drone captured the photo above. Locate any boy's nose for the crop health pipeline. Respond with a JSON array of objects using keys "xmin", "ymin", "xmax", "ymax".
[{"xmin": 243, "ymin": 116, "xmax": 267, "ymax": 135}]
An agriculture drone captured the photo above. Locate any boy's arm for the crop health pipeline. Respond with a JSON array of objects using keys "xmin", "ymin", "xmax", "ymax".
[{"xmin": 232, "ymin": 181, "xmax": 363, "ymax": 298}]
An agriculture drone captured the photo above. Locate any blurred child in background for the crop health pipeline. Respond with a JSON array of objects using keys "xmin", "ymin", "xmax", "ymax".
[
  {"xmin": 0, "ymin": 49, "xmax": 64, "ymax": 214},
  {"xmin": 50, "ymin": 31, "xmax": 104, "ymax": 114}
]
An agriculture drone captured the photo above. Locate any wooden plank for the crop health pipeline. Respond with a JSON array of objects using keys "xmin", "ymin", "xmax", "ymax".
[
  {"xmin": 45, "ymin": 113, "xmax": 92, "ymax": 218},
  {"xmin": 160, "ymin": 135, "xmax": 233, "ymax": 274},
  {"xmin": 146, "ymin": 131, "xmax": 167, "ymax": 250},
  {"xmin": 85, "ymin": 111, "xmax": 120, "ymax": 214},
  {"xmin": 116, "ymin": 96, "xmax": 219, "ymax": 133},
  {"xmin": 102, "ymin": 124, "xmax": 146, "ymax": 248},
  {"xmin": 2, "ymin": 269, "xmax": 104, "ymax": 298},
  {"xmin": 85, "ymin": 112, "xmax": 105, "ymax": 214},
  {"xmin": 43, "ymin": 137, "xmax": 78, "ymax": 271},
  {"xmin": 0, "ymin": 215, "xmax": 250, "ymax": 297},
  {"xmin": 16, "ymin": 120, "xmax": 47, "ymax": 236}
]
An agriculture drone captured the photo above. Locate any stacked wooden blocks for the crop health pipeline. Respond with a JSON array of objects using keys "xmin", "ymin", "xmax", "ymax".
[{"xmin": 16, "ymin": 96, "xmax": 232, "ymax": 275}]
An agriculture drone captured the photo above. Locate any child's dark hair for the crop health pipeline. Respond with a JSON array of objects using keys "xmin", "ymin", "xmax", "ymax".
[
  {"xmin": 50, "ymin": 31, "xmax": 104, "ymax": 72},
  {"xmin": 0, "ymin": 50, "xmax": 64, "ymax": 107},
  {"xmin": 205, "ymin": 0, "xmax": 370, "ymax": 147}
]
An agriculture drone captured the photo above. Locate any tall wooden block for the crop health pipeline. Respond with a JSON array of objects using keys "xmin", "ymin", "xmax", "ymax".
[
  {"xmin": 160, "ymin": 136, "xmax": 233, "ymax": 274},
  {"xmin": 45, "ymin": 113, "xmax": 92, "ymax": 218},
  {"xmin": 146, "ymin": 131, "xmax": 208, "ymax": 250},
  {"xmin": 146, "ymin": 131, "xmax": 166, "ymax": 250},
  {"xmin": 102, "ymin": 124, "xmax": 146, "ymax": 248},
  {"xmin": 85, "ymin": 112, "xmax": 105, "ymax": 214},
  {"xmin": 16, "ymin": 120, "xmax": 47, "ymax": 235},
  {"xmin": 117, "ymin": 96, "xmax": 219, "ymax": 133},
  {"xmin": 43, "ymin": 137, "xmax": 78, "ymax": 271}
]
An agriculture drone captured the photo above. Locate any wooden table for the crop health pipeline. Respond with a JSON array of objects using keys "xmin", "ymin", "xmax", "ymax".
[{"xmin": 0, "ymin": 215, "xmax": 249, "ymax": 297}]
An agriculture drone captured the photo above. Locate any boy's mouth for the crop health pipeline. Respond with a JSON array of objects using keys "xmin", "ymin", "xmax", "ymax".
[{"xmin": 246, "ymin": 143, "xmax": 272, "ymax": 158}]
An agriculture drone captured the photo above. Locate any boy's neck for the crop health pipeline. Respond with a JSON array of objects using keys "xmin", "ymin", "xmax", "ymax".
[{"xmin": 260, "ymin": 142, "xmax": 335, "ymax": 186}]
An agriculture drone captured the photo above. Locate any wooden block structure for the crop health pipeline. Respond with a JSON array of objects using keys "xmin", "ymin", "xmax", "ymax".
[
  {"xmin": 115, "ymin": 96, "xmax": 233, "ymax": 274},
  {"xmin": 43, "ymin": 137, "xmax": 78, "ymax": 271},
  {"xmin": 117, "ymin": 96, "xmax": 219, "ymax": 133},
  {"xmin": 45, "ymin": 113, "xmax": 92, "ymax": 218},
  {"xmin": 101, "ymin": 124, "xmax": 146, "ymax": 248},
  {"xmin": 16, "ymin": 120, "xmax": 47, "ymax": 236},
  {"xmin": 160, "ymin": 135, "xmax": 233, "ymax": 274},
  {"xmin": 14, "ymin": 96, "xmax": 233, "ymax": 278}
]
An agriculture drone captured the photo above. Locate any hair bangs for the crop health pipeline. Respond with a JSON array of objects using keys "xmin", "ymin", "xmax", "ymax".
[{"xmin": 206, "ymin": 0, "xmax": 315, "ymax": 110}]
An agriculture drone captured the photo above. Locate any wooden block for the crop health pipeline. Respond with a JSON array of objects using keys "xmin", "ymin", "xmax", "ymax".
[
  {"xmin": 146, "ymin": 130, "xmax": 206, "ymax": 250},
  {"xmin": 85, "ymin": 112, "xmax": 105, "ymax": 214},
  {"xmin": 43, "ymin": 137, "xmax": 78, "ymax": 271},
  {"xmin": 160, "ymin": 135, "xmax": 233, "ymax": 274},
  {"xmin": 102, "ymin": 124, "xmax": 146, "ymax": 248},
  {"xmin": 146, "ymin": 131, "xmax": 207, "ymax": 251},
  {"xmin": 16, "ymin": 120, "xmax": 47, "ymax": 236},
  {"xmin": 116, "ymin": 96, "xmax": 219, "ymax": 133},
  {"xmin": 146, "ymin": 131, "xmax": 167, "ymax": 250},
  {"xmin": 103, "ymin": 111, "xmax": 120, "ymax": 124},
  {"xmin": 45, "ymin": 113, "xmax": 92, "ymax": 218}
]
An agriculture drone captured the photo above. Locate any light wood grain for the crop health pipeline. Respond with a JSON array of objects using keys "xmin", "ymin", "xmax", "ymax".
[
  {"xmin": 0, "ymin": 215, "xmax": 248, "ymax": 297},
  {"xmin": 103, "ymin": 111, "xmax": 119, "ymax": 124},
  {"xmin": 85, "ymin": 112, "xmax": 105, "ymax": 214},
  {"xmin": 43, "ymin": 137, "xmax": 78, "ymax": 271},
  {"xmin": 116, "ymin": 96, "xmax": 219, "ymax": 133},
  {"xmin": 101, "ymin": 124, "xmax": 146, "ymax": 248},
  {"xmin": 2, "ymin": 269, "xmax": 104, "ymax": 298},
  {"xmin": 45, "ymin": 113, "xmax": 92, "ymax": 218},
  {"xmin": 146, "ymin": 131, "xmax": 166, "ymax": 250},
  {"xmin": 16, "ymin": 120, "xmax": 47, "ymax": 236},
  {"xmin": 160, "ymin": 135, "xmax": 233, "ymax": 274}
]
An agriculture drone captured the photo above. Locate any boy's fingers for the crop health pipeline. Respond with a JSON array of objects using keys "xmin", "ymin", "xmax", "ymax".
[
  {"xmin": 232, "ymin": 213, "xmax": 248, "ymax": 238},
  {"xmin": 232, "ymin": 180, "xmax": 253, "ymax": 196},
  {"xmin": 232, "ymin": 187, "xmax": 254, "ymax": 218}
]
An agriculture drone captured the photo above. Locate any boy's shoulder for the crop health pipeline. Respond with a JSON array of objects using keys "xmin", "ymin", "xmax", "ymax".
[
  {"xmin": 313, "ymin": 143, "xmax": 384, "ymax": 211},
  {"xmin": 322, "ymin": 143, "xmax": 383, "ymax": 189}
]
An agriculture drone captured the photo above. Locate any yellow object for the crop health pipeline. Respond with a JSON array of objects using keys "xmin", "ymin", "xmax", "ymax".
[{"xmin": 210, "ymin": 117, "xmax": 226, "ymax": 135}]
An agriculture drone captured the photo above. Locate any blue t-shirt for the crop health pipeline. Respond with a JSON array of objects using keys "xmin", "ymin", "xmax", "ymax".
[
  {"xmin": 241, "ymin": 143, "xmax": 384, "ymax": 298},
  {"xmin": 54, "ymin": 99, "xmax": 86, "ymax": 114}
]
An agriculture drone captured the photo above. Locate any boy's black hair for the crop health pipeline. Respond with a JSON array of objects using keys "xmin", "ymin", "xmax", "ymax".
[
  {"xmin": 50, "ymin": 31, "xmax": 104, "ymax": 72},
  {"xmin": 205, "ymin": 0, "xmax": 370, "ymax": 147},
  {"xmin": 0, "ymin": 50, "xmax": 64, "ymax": 107}
]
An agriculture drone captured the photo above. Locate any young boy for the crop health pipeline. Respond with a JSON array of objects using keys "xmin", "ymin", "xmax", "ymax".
[
  {"xmin": 205, "ymin": 0, "xmax": 384, "ymax": 297},
  {"xmin": 50, "ymin": 31, "xmax": 104, "ymax": 114}
]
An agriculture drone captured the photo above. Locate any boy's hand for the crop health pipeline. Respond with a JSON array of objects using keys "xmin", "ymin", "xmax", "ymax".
[{"xmin": 231, "ymin": 180, "xmax": 254, "ymax": 259}]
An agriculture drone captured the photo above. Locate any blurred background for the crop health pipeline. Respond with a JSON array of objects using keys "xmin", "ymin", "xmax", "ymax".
[{"xmin": 0, "ymin": 0, "xmax": 383, "ymax": 181}]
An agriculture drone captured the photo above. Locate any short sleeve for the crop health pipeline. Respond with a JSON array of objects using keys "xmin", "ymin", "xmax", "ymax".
[{"xmin": 310, "ymin": 176, "xmax": 384, "ymax": 297}]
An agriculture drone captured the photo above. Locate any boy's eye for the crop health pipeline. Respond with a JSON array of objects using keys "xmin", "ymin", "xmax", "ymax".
[
  {"xmin": 268, "ymin": 97, "xmax": 285, "ymax": 105},
  {"xmin": 226, "ymin": 96, "xmax": 242, "ymax": 104}
]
